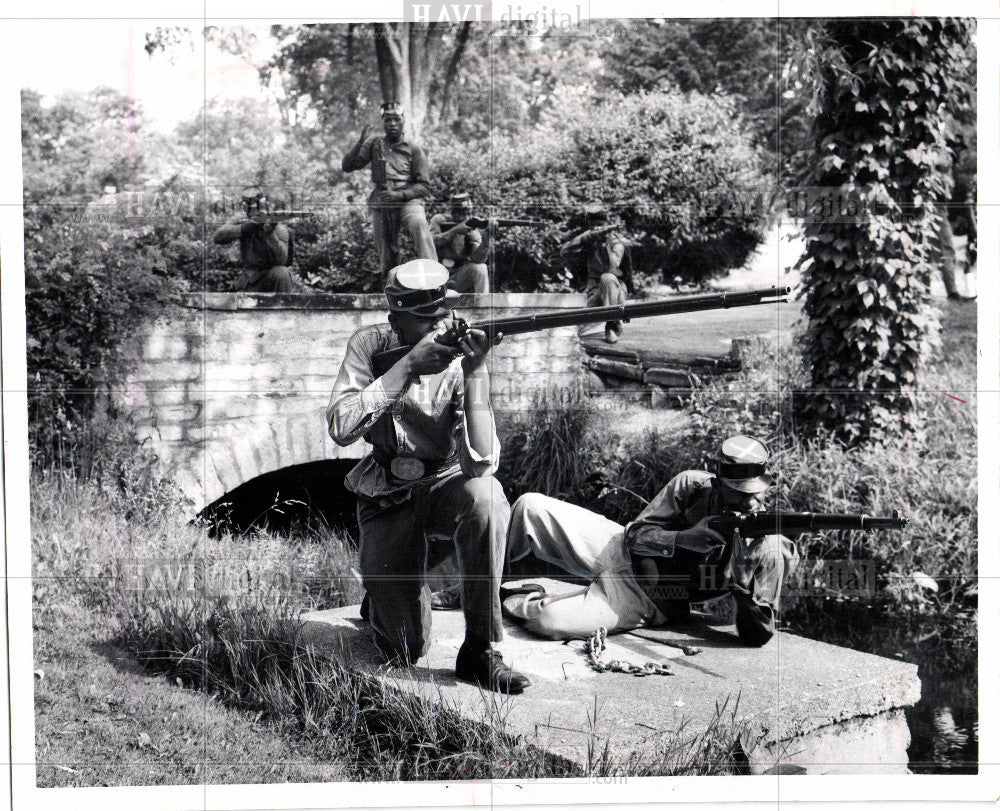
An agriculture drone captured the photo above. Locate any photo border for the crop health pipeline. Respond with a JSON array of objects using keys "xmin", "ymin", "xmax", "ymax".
[{"xmin": 1, "ymin": 1, "xmax": 997, "ymax": 807}]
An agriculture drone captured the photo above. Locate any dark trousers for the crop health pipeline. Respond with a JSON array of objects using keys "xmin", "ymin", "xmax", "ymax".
[
  {"xmin": 643, "ymin": 538, "xmax": 784, "ymax": 646},
  {"xmin": 235, "ymin": 265, "xmax": 294, "ymax": 293},
  {"xmin": 370, "ymin": 200, "xmax": 438, "ymax": 277},
  {"xmin": 357, "ymin": 472, "xmax": 509, "ymax": 664}
]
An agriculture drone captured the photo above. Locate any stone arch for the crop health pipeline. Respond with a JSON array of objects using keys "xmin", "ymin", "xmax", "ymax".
[{"xmin": 168, "ymin": 412, "xmax": 366, "ymax": 515}]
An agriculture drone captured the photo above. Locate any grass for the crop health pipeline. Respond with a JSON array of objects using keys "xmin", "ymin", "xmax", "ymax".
[
  {"xmin": 33, "ymin": 600, "xmax": 349, "ymax": 787},
  {"xmin": 32, "ymin": 468, "xmax": 754, "ymax": 786}
]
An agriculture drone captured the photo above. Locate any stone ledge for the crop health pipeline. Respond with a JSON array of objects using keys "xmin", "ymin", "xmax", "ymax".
[
  {"xmin": 299, "ymin": 592, "xmax": 921, "ymax": 775},
  {"xmin": 180, "ymin": 292, "xmax": 587, "ymax": 312}
]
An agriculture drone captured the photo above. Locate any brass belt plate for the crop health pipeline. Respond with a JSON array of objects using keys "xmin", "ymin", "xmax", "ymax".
[{"xmin": 390, "ymin": 457, "xmax": 426, "ymax": 480}]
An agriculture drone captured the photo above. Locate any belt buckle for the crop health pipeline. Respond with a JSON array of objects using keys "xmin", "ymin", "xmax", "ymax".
[{"xmin": 390, "ymin": 457, "xmax": 425, "ymax": 481}]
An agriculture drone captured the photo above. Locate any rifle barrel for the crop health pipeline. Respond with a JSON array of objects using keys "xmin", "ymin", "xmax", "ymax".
[
  {"xmin": 741, "ymin": 511, "xmax": 907, "ymax": 535},
  {"xmin": 370, "ymin": 286, "xmax": 790, "ymax": 376},
  {"xmin": 469, "ymin": 288, "xmax": 790, "ymax": 338},
  {"xmin": 440, "ymin": 218, "xmax": 547, "ymax": 229}
]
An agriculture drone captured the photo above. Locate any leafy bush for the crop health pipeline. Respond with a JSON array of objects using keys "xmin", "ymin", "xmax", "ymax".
[
  {"xmin": 23, "ymin": 210, "xmax": 178, "ymax": 468},
  {"xmin": 289, "ymin": 208, "xmax": 382, "ymax": 293},
  {"xmin": 430, "ymin": 91, "xmax": 770, "ymax": 291}
]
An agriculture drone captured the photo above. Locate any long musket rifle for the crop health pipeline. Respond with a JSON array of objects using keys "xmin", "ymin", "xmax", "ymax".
[
  {"xmin": 371, "ymin": 286, "xmax": 791, "ymax": 376},
  {"xmin": 438, "ymin": 216, "xmax": 547, "ymax": 230}
]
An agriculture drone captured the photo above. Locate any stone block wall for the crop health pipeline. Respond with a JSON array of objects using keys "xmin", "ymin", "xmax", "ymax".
[{"xmin": 119, "ymin": 292, "xmax": 586, "ymax": 511}]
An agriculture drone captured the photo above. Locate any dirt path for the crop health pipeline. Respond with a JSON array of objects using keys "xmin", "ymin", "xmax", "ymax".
[
  {"xmin": 582, "ymin": 224, "xmax": 804, "ymax": 357},
  {"xmin": 583, "ymin": 221, "xmax": 975, "ymax": 358}
]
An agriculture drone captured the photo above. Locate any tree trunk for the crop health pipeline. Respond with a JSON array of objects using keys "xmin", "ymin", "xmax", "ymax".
[
  {"xmin": 438, "ymin": 21, "xmax": 473, "ymax": 123},
  {"xmin": 795, "ymin": 19, "xmax": 973, "ymax": 444},
  {"xmin": 370, "ymin": 22, "xmax": 459, "ymax": 141}
]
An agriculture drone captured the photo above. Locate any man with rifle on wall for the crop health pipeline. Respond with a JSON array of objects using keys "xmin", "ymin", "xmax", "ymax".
[
  {"xmin": 429, "ymin": 193, "xmax": 490, "ymax": 294},
  {"xmin": 503, "ymin": 436, "xmax": 906, "ymax": 647},
  {"xmin": 213, "ymin": 185, "xmax": 297, "ymax": 293},
  {"xmin": 559, "ymin": 202, "xmax": 632, "ymax": 344},
  {"xmin": 430, "ymin": 192, "xmax": 548, "ymax": 294}
]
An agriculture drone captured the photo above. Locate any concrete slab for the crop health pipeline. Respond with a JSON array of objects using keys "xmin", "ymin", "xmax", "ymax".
[{"xmin": 298, "ymin": 580, "xmax": 921, "ymax": 775}]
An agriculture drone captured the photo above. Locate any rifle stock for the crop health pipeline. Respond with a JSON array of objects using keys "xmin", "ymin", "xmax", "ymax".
[{"xmin": 370, "ymin": 286, "xmax": 790, "ymax": 377}]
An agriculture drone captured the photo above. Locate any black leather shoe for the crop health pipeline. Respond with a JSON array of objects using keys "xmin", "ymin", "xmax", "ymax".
[
  {"xmin": 455, "ymin": 643, "xmax": 531, "ymax": 694},
  {"xmin": 733, "ymin": 594, "xmax": 775, "ymax": 647}
]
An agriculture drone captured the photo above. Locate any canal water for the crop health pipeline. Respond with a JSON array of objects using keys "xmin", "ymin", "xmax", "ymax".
[
  {"xmin": 785, "ymin": 605, "xmax": 978, "ymax": 775},
  {"xmin": 904, "ymin": 664, "xmax": 978, "ymax": 774}
]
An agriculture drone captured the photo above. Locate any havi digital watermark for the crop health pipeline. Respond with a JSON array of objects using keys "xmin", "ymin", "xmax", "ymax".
[{"xmin": 405, "ymin": 1, "xmax": 585, "ymax": 28}]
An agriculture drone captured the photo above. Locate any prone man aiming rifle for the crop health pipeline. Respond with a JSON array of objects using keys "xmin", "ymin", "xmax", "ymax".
[
  {"xmin": 372, "ymin": 286, "xmax": 790, "ymax": 376},
  {"xmin": 632, "ymin": 509, "xmax": 907, "ymax": 596}
]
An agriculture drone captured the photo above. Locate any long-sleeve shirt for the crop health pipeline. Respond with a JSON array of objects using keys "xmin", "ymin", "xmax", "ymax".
[
  {"xmin": 213, "ymin": 220, "xmax": 293, "ymax": 269},
  {"xmin": 326, "ymin": 322, "xmax": 500, "ymax": 502},
  {"xmin": 624, "ymin": 470, "xmax": 763, "ymax": 558},
  {"xmin": 586, "ymin": 230, "xmax": 627, "ymax": 286},
  {"xmin": 429, "ymin": 214, "xmax": 484, "ymax": 265},
  {"xmin": 341, "ymin": 135, "xmax": 430, "ymax": 204}
]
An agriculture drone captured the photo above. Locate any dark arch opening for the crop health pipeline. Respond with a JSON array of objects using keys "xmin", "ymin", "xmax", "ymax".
[{"xmin": 198, "ymin": 459, "xmax": 358, "ymax": 536}]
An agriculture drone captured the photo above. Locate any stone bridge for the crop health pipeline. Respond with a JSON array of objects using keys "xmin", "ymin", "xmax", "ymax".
[{"xmin": 120, "ymin": 292, "xmax": 587, "ymax": 514}]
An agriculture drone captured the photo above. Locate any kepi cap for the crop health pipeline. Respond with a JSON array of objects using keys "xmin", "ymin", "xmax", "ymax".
[
  {"xmin": 449, "ymin": 192, "xmax": 473, "ymax": 212},
  {"xmin": 716, "ymin": 435, "xmax": 773, "ymax": 494},
  {"xmin": 385, "ymin": 259, "xmax": 451, "ymax": 318},
  {"xmin": 241, "ymin": 185, "xmax": 265, "ymax": 205}
]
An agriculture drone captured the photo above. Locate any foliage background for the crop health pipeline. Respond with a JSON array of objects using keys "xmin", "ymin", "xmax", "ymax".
[
  {"xmin": 21, "ymin": 18, "xmax": 976, "ymax": 462},
  {"xmin": 794, "ymin": 18, "xmax": 976, "ymax": 443}
]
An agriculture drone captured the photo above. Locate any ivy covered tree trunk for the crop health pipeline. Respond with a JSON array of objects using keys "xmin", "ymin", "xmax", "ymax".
[{"xmin": 796, "ymin": 18, "xmax": 974, "ymax": 444}]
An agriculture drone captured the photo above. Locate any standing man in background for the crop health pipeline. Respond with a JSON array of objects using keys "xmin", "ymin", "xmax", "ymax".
[
  {"xmin": 429, "ymin": 192, "xmax": 491, "ymax": 294},
  {"xmin": 213, "ymin": 186, "xmax": 296, "ymax": 293},
  {"xmin": 342, "ymin": 102, "xmax": 438, "ymax": 278}
]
